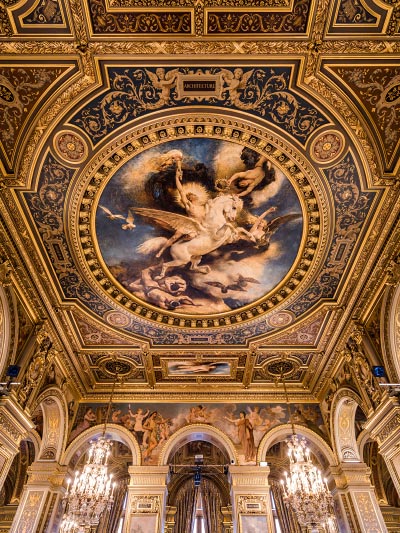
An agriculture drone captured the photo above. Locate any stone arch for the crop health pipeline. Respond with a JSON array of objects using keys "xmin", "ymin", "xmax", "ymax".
[
  {"xmin": 26, "ymin": 428, "xmax": 41, "ymax": 459},
  {"xmin": 382, "ymin": 282, "xmax": 400, "ymax": 382},
  {"xmin": 0, "ymin": 285, "xmax": 12, "ymax": 377},
  {"xmin": 357, "ymin": 426, "xmax": 373, "ymax": 461},
  {"xmin": 32, "ymin": 387, "xmax": 68, "ymax": 462},
  {"xmin": 62, "ymin": 423, "xmax": 141, "ymax": 467},
  {"xmin": 331, "ymin": 388, "xmax": 364, "ymax": 463},
  {"xmin": 158, "ymin": 424, "xmax": 238, "ymax": 466},
  {"xmin": 257, "ymin": 423, "xmax": 336, "ymax": 468}
]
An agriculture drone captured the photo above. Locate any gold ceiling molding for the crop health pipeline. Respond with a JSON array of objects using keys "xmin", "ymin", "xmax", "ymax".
[
  {"xmin": 84, "ymin": 0, "xmax": 313, "ymax": 38},
  {"xmin": 83, "ymin": 389, "xmax": 318, "ymax": 402},
  {"xmin": 69, "ymin": 309, "xmax": 144, "ymax": 347},
  {"xmin": 68, "ymin": 113, "xmax": 329, "ymax": 329},
  {"xmin": 2, "ymin": 39, "xmax": 399, "ymax": 56},
  {"xmin": 312, "ymin": 322, "xmax": 367, "ymax": 397},
  {"xmin": 306, "ymin": 74, "xmax": 381, "ymax": 185}
]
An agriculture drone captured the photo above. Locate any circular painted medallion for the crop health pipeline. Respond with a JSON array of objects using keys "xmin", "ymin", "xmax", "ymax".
[
  {"xmin": 266, "ymin": 311, "xmax": 295, "ymax": 328},
  {"xmin": 104, "ymin": 310, "xmax": 132, "ymax": 328},
  {"xmin": 99, "ymin": 358, "xmax": 136, "ymax": 378},
  {"xmin": 95, "ymin": 138, "xmax": 304, "ymax": 317},
  {"xmin": 311, "ymin": 131, "xmax": 344, "ymax": 163},
  {"xmin": 54, "ymin": 131, "xmax": 87, "ymax": 163}
]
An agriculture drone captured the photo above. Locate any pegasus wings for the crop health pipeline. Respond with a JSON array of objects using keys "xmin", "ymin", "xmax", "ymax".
[
  {"xmin": 132, "ymin": 207, "xmax": 203, "ymax": 235},
  {"xmin": 267, "ymin": 213, "xmax": 302, "ymax": 234}
]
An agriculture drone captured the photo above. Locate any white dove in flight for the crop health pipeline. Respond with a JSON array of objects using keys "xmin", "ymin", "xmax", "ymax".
[
  {"xmin": 99, "ymin": 205, "xmax": 125, "ymax": 221},
  {"xmin": 121, "ymin": 210, "xmax": 136, "ymax": 230}
]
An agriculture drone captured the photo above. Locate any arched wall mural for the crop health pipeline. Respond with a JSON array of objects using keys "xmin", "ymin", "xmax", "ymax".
[
  {"xmin": 63, "ymin": 423, "xmax": 142, "ymax": 468},
  {"xmin": 67, "ymin": 401, "xmax": 327, "ymax": 466},
  {"xmin": 158, "ymin": 423, "xmax": 238, "ymax": 466},
  {"xmin": 257, "ymin": 423, "xmax": 336, "ymax": 468},
  {"xmin": 385, "ymin": 282, "xmax": 400, "ymax": 381},
  {"xmin": 34, "ymin": 388, "xmax": 69, "ymax": 463}
]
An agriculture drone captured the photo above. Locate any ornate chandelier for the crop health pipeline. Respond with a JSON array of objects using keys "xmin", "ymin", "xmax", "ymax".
[
  {"xmin": 279, "ymin": 370, "xmax": 336, "ymax": 532},
  {"xmin": 281, "ymin": 434, "xmax": 335, "ymax": 531},
  {"xmin": 60, "ymin": 374, "xmax": 119, "ymax": 533},
  {"xmin": 60, "ymin": 437, "xmax": 116, "ymax": 532}
]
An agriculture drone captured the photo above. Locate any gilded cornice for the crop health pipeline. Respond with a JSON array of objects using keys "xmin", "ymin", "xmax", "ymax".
[
  {"xmin": 354, "ymin": 208, "xmax": 400, "ymax": 324},
  {"xmin": 306, "ymin": 72, "xmax": 381, "ymax": 182},
  {"xmin": 381, "ymin": 283, "xmax": 400, "ymax": 382},
  {"xmin": 79, "ymin": 390, "xmax": 318, "ymax": 402},
  {"xmin": 1, "ymin": 39, "xmax": 400, "ymax": 57}
]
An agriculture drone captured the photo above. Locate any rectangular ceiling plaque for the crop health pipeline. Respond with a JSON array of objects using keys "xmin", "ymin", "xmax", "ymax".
[{"xmin": 176, "ymin": 73, "xmax": 222, "ymax": 100}]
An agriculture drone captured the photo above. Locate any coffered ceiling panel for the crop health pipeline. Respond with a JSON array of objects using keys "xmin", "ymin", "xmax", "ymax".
[
  {"xmin": 326, "ymin": 0, "xmax": 392, "ymax": 37},
  {"xmin": 321, "ymin": 60, "xmax": 400, "ymax": 175}
]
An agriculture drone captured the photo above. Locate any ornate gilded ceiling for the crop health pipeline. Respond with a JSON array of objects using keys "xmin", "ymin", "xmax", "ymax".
[{"xmin": 0, "ymin": 0, "xmax": 399, "ymax": 401}]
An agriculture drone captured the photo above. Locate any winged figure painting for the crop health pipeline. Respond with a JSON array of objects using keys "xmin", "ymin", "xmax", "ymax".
[{"xmin": 96, "ymin": 138, "xmax": 303, "ymax": 314}]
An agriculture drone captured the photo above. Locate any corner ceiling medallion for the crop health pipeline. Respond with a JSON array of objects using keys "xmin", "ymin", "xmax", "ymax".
[{"xmin": 70, "ymin": 114, "xmax": 328, "ymax": 329}]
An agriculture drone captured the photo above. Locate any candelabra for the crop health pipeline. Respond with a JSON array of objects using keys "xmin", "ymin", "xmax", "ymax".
[{"xmin": 60, "ymin": 374, "xmax": 119, "ymax": 532}]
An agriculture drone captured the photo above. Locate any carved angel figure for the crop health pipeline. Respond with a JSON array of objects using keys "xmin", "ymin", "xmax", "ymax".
[
  {"xmin": 145, "ymin": 68, "xmax": 179, "ymax": 107},
  {"xmin": 220, "ymin": 68, "xmax": 254, "ymax": 106}
]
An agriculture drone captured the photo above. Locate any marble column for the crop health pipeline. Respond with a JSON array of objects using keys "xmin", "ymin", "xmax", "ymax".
[
  {"xmin": 9, "ymin": 460, "xmax": 67, "ymax": 533},
  {"xmin": 229, "ymin": 465, "xmax": 274, "ymax": 533},
  {"xmin": 0, "ymin": 396, "xmax": 34, "ymax": 489},
  {"xmin": 123, "ymin": 465, "xmax": 168, "ymax": 533},
  {"xmin": 329, "ymin": 462, "xmax": 387, "ymax": 532}
]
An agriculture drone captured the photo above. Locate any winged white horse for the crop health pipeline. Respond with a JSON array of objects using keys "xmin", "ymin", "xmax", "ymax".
[{"xmin": 134, "ymin": 194, "xmax": 254, "ymax": 279}]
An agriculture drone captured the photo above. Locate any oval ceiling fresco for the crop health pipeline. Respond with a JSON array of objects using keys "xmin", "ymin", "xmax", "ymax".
[{"xmin": 95, "ymin": 138, "xmax": 303, "ymax": 316}]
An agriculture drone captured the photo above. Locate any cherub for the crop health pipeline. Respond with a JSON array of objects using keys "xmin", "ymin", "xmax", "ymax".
[
  {"xmin": 247, "ymin": 406, "xmax": 264, "ymax": 430},
  {"xmin": 129, "ymin": 265, "xmax": 195, "ymax": 310},
  {"xmin": 248, "ymin": 209, "xmax": 302, "ymax": 249},
  {"xmin": 220, "ymin": 68, "xmax": 254, "ymax": 106},
  {"xmin": 111, "ymin": 409, "xmax": 122, "ymax": 423},
  {"xmin": 249, "ymin": 207, "xmax": 277, "ymax": 241},
  {"xmin": 145, "ymin": 68, "xmax": 179, "ymax": 107}
]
